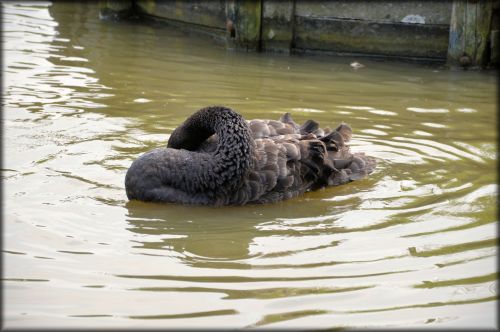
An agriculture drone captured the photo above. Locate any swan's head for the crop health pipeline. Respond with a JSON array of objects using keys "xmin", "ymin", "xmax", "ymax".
[
  {"xmin": 167, "ymin": 124, "xmax": 211, "ymax": 151},
  {"xmin": 166, "ymin": 106, "xmax": 239, "ymax": 151},
  {"xmin": 167, "ymin": 110, "xmax": 217, "ymax": 151}
]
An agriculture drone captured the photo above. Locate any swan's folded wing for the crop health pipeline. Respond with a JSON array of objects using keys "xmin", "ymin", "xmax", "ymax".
[
  {"xmin": 210, "ymin": 114, "xmax": 375, "ymax": 204},
  {"xmin": 244, "ymin": 133, "xmax": 334, "ymax": 203},
  {"xmin": 248, "ymin": 112, "xmax": 325, "ymax": 139},
  {"xmin": 248, "ymin": 119, "xmax": 299, "ymax": 139}
]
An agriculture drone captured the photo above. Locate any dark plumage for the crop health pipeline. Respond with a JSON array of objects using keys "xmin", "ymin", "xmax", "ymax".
[{"xmin": 125, "ymin": 106, "xmax": 376, "ymax": 205}]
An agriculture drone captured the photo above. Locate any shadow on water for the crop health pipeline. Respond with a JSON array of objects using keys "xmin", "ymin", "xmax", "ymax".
[{"xmin": 124, "ymin": 193, "xmax": 347, "ymax": 261}]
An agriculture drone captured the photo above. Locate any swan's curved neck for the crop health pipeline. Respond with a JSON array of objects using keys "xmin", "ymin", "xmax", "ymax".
[{"xmin": 167, "ymin": 106, "xmax": 254, "ymax": 192}]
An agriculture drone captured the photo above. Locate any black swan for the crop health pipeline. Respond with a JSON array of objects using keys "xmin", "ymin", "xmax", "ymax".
[{"xmin": 125, "ymin": 106, "xmax": 376, "ymax": 205}]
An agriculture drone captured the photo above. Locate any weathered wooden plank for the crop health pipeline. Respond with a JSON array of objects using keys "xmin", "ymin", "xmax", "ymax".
[
  {"xmin": 295, "ymin": 0, "xmax": 452, "ymax": 25},
  {"xmin": 225, "ymin": 0, "xmax": 262, "ymax": 51},
  {"xmin": 235, "ymin": 0, "xmax": 262, "ymax": 51},
  {"xmin": 135, "ymin": 0, "xmax": 227, "ymax": 30},
  {"xmin": 447, "ymin": 0, "xmax": 493, "ymax": 67},
  {"xmin": 491, "ymin": 2, "xmax": 500, "ymax": 65},
  {"xmin": 261, "ymin": 0, "xmax": 294, "ymax": 53},
  {"xmin": 294, "ymin": 16, "xmax": 450, "ymax": 59}
]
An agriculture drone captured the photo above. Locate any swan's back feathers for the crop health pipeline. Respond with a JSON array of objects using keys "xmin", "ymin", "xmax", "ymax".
[
  {"xmin": 248, "ymin": 118, "xmax": 298, "ymax": 139},
  {"xmin": 242, "ymin": 114, "xmax": 375, "ymax": 202}
]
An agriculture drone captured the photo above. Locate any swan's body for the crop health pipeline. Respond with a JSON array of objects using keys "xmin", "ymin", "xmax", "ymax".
[{"xmin": 125, "ymin": 106, "xmax": 375, "ymax": 205}]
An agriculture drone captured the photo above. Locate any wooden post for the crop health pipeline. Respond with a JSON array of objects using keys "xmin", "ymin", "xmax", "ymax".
[
  {"xmin": 261, "ymin": 0, "xmax": 295, "ymax": 53},
  {"xmin": 490, "ymin": 1, "xmax": 500, "ymax": 65},
  {"xmin": 98, "ymin": 0, "xmax": 134, "ymax": 20},
  {"xmin": 226, "ymin": 0, "xmax": 262, "ymax": 51},
  {"xmin": 447, "ymin": 0, "xmax": 493, "ymax": 68}
]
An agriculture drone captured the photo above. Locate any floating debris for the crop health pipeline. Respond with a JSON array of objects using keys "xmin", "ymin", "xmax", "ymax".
[{"xmin": 350, "ymin": 61, "xmax": 365, "ymax": 69}]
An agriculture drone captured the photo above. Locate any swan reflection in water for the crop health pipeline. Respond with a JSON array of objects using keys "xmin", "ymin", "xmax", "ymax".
[
  {"xmin": 125, "ymin": 106, "xmax": 376, "ymax": 205},
  {"xmin": 125, "ymin": 202, "xmax": 266, "ymax": 260},
  {"xmin": 124, "ymin": 198, "xmax": 343, "ymax": 260}
]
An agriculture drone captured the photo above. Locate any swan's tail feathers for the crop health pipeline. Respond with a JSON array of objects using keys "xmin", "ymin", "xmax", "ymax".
[
  {"xmin": 347, "ymin": 154, "xmax": 374, "ymax": 180},
  {"xmin": 300, "ymin": 119, "xmax": 319, "ymax": 134},
  {"xmin": 334, "ymin": 123, "xmax": 352, "ymax": 142},
  {"xmin": 329, "ymin": 153, "xmax": 376, "ymax": 185},
  {"xmin": 319, "ymin": 129, "xmax": 349, "ymax": 154},
  {"xmin": 279, "ymin": 112, "xmax": 299, "ymax": 129},
  {"xmin": 320, "ymin": 131, "xmax": 342, "ymax": 151},
  {"xmin": 298, "ymin": 138, "xmax": 329, "ymax": 183},
  {"xmin": 355, "ymin": 152, "xmax": 377, "ymax": 174}
]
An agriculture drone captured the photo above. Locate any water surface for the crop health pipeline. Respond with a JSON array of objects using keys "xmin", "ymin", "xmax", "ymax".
[{"xmin": 2, "ymin": 2, "xmax": 498, "ymax": 329}]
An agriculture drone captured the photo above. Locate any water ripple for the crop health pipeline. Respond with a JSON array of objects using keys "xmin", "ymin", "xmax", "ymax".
[{"xmin": 2, "ymin": 1, "xmax": 497, "ymax": 329}]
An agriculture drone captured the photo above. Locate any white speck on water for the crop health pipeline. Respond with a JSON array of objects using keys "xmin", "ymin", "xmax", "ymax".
[
  {"xmin": 369, "ymin": 109, "xmax": 398, "ymax": 116},
  {"xmin": 338, "ymin": 105, "xmax": 373, "ymax": 110},
  {"xmin": 291, "ymin": 108, "xmax": 324, "ymax": 113},
  {"xmin": 350, "ymin": 61, "xmax": 365, "ymax": 69},
  {"xmin": 422, "ymin": 122, "xmax": 447, "ymax": 128},
  {"xmin": 413, "ymin": 130, "xmax": 433, "ymax": 136},
  {"xmin": 456, "ymin": 107, "xmax": 477, "ymax": 113},
  {"xmin": 134, "ymin": 98, "xmax": 151, "ymax": 103},
  {"xmin": 61, "ymin": 57, "xmax": 88, "ymax": 62},
  {"xmin": 361, "ymin": 129, "xmax": 388, "ymax": 136},
  {"xmin": 407, "ymin": 107, "xmax": 449, "ymax": 113}
]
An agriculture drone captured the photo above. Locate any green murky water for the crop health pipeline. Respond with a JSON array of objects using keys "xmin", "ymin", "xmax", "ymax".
[{"xmin": 2, "ymin": 2, "xmax": 497, "ymax": 329}]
